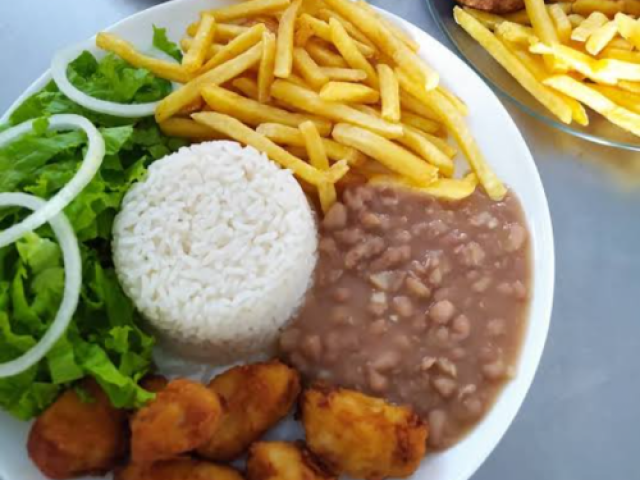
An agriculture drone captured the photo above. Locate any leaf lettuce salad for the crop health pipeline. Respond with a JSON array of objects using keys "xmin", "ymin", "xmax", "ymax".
[{"xmin": 0, "ymin": 38, "xmax": 186, "ymax": 419}]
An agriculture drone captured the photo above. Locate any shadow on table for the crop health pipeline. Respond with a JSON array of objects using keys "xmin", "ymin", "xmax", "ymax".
[{"xmin": 508, "ymin": 106, "xmax": 640, "ymax": 191}]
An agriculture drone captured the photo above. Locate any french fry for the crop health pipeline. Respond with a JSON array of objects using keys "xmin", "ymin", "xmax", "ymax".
[
  {"xmin": 181, "ymin": 38, "xmax": 224, "ymax": 60},
  {"xmin": 608, "ymin": 36, "xmax": 636, "ymax": 49},
  {"xmin": 495, "ymin": 22, "xmax": 539, "ymax": 46},
  {"xmin": 571, "ymin": 11, "xmax": 609, "ymax": 41},
  {"xmin": 205, "ymin": 0, "xmax": 292, "ymax": 22},
  {"xmin": 600, "ymin": 47, "xmax": 640, "ymax": 62},
  {"xmin": 259, "ymin": 31, "xmax": 277, "ymax": 102},
  {"xmin": 504, "ymin": 9, "xmax": 533, "ymax": 25},
  {"xmin": 232, "ymin": 77, "xmax": 260, "ymax": 100},
  {"xmin": 320, "ymin": 67, "xmax": 367, "ymax": 81},
  {"xmin": 568, "ymin": 14, "xmax": 586, "ymax": 28},
  {"xmin": 615, "ymin": 13, "xmax": 640, "ymax": 49},
  {"xmin": 182, "ymin": 13, "xmax": 216, "ymax": 72},
  {"xmin": 586, "ymin": 21, "xmax": 618, "ymax": 55},
  {"xmin": 524, "ymin": 0, "xmax": 562, "ymax": 70},
  {"xmin": 437, "ymin": 86, "xmax": 469, "ymax": 117},
  {"xmin": 329, "ymin": 18, "xmax": 379, "ymax": 88},
  {"xmin": 96, "ymin": 33, "xmax": 191, "ymax": 83},
  {"xmin": 506, "ymin": 43, "xmax": 589, "ymax": 125},
  {"xmin": 306, "ymin": 39, "xmax": 349, "ymax": 67},
  {"xmin": 591, "ymin": 84, "xmax": 640, "ymax": 114},
  {"xmin": 544, "ymin": 75, "xmax": 640, "ymax": 135},
  {"xmin": 400, "ymin": 91, "xmax": 441, "ymax": 122},
  {"xmin": 402, "ymin": 111, "xmax": 444, "ymax": 136},
  {"xmin": 300, "ymin": 121, "xmax": 337, "ymax": 213},
  {"xmin": 187, "ymin": 23, "xmax": 250, "ymax": 41},
  {"xmin": 257, "ymin": 123, "xmax": 367, "ymax": 165},
  {"xmin": 355, "ymin": 0, "xmax": 421, "ymax": 52},
  {"xmin": 192, "ymin": 112, "xmax": 349, "ymax": 186},
  {"xmin": 377, "ymin": 64, "xmax": 401, "ymax": 123},
  {"xmin": 201, "ymin": 84, "xmax": 333, "ymax": 135},
  {"xmin": 293, "ymin": 47, "xmax": 331, "ymax": 88},
  {"xmin": 396, "ymin": 65, "xmax": 507, "ymax": 200},
  {"xmin": 159, "ymin": 118, "xmax": 224, "ymax": 141},
  {"xmin": 332, "ymin": 123, "xmax": 438, "ymax": 185},
  {"xmin": 271, "ymin": 79, "xmax": 404, "ymax": 138},
  {"xmin": 274, "ymin": 0, "xmax": 302, "ymax": 78},
  {"xmin": 369, "ymin": 173, "xmax": 479, "ymax": 201},
  {"xmin": 454, "ymin": 8, "xmax": 573, "ymax": 124},
  {"xmin": 572, "ymin": 0, "xmax": 624, "ymax": 17},
  {"xmin": 155, "ymin": 42, "xmax": 262, "ymax": 122},
  {"xmin": 549, "ymin": 4, "xmax": 573, "ymax": 44},
  {"xmin": 463, "ymin": 7, "xmax": 507, "ymax": 30},
  {"xmin": 412, "ymin": 130, "xmax": 458, "ymax": 158},
  {"xmin": 323, "ymin": 0, "xmax": 439, "ymax": 90},
  {"xmin": 619, "ymin": 80, "xmax": 640, "ymax": 93},
  {"xmin": 295, "ymin": 15, "xmax": 377, "ymax": 57},
  {"xmin": 287, "ymin": 73, "xmax": 313, "ymax": 89},
  {"xmin": 200, "ymin": 24, "xmax": 266, "ymax": 73},
  {"xmin": 531, "ymin": 42, "xmax": 640, "ymax": 83},
  {"xmin": 316, "ymin": 8, "xmax": 377, "ymax": 50},
  {"xmin": 319, "ymin": 81, "xmax": 380, "ymax": 103},
  {"xmin": 399, "ymin": 126, "xmax": 455, "ymax": 177}
]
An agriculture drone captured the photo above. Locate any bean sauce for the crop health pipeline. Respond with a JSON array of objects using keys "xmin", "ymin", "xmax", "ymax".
[{"xmin": 280, "ymin": 185, "xmax": 531, "ymax": 449}]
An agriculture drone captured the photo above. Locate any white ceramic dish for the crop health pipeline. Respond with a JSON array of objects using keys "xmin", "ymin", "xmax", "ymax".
[{"xmin": 0, "ymin": 1, "xmax": 555, "ymax": 480}]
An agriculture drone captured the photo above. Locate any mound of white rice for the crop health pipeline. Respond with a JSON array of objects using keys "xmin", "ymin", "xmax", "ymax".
[{"xmin": 112, "ymin": 141, "xmax": 318, "ymax": 365}]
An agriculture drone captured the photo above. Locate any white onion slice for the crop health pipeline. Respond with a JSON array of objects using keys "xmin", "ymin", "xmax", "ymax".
[
  {"xmin": 51, "ymin": 41, "xmax": 161, "ymax": 118},
  {"xmin": 0, "ymin": 114, "xmax": 105, "ymax": 249},
  {"xmin": 0, "ymin": 193, "xmax": 81, "ymax": 378}
]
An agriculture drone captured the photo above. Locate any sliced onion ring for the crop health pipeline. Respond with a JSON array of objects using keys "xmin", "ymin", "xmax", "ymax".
[
  {"xmin": 0, "ymin": 193, "xmax": 81, "ymax": 378},
  {"xmin": 0, "ymin": 114, "xmax": 105, "ymax": 249},
  {"xmin": 52, "ymin": 41, "xmax": 160, "ymax": 118}
]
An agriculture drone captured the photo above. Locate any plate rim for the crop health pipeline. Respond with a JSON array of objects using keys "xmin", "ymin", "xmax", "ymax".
[{"xmin": 0, "ymin": 2, "xmax": 555, "ymax": 480}]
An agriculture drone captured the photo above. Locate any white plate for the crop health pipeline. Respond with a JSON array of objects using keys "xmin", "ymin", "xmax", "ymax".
[{"xmin": 0, "ymin": 2, "xmax": 555, "ymax": 480}]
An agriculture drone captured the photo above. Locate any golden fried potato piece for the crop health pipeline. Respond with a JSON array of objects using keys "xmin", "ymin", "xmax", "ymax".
[
  {"xmin": 116, "ymin": 458, "xmax": 244, "ymax": 480},
  {"xmin": 197, "ymin": 361, "xmax": 300, "ymax": 462},
  {"xmin": 247, "ymin": 442, "xmax": 336, "ymax": 480},
  {"xmin": 27, "ymin": 380, "xmax": 128, "ymax": 480},
  {"xmin": 301, "ymin": 385, "xmax": 428, "ymax": 480},
  {"xmin": 131, "ymin": 379, "xmax": 222, "ymax": 464}
]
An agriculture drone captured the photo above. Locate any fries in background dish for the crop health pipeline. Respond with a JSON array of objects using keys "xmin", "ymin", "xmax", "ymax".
[
  {"xmin": 455, "ymin": 1, "xmax": 640, "ymax": 138},
  {"xmin": 97, "ymin": 0, "xmax": 510, "ymax": 210}
]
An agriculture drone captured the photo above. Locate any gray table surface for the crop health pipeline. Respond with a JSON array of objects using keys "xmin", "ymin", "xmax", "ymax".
[{"xmin": 1, "ymin": 1, "xmax": 639, "ymax": 479}]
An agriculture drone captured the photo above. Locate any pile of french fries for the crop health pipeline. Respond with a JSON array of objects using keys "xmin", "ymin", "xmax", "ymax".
[
  {"xmin": 454, "ymin": 0, "xmax": 640, "ymax": 137},
  {"xmin": 96, "ymin": 0, "xmax": 508, "ymax": 215}
]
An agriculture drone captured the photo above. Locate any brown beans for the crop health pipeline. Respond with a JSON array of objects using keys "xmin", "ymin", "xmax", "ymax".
[
  {"xmin": 392, "ymin": 296, "xmax": 414, "ymax": 317},
  {"xmin": 405, "ymin": 276, "xmax": 431, "ymax": 298},
  {"xmin": 344, "ymin": 237, "xmax": 385, "ymax": 269},
  {"xmin": 301, "ymin": 335, "xmax": 323, "ymax": 361},
  {"xmin": 281, "ymin": 185, "xmax": 531, "ymax": 451},
  {"xmin": 371, "ymin": 350, "xmax": 402, "ymax": 372},
  {"xmin": 323, "ymin": 202, "xmax": 348, "ymax": 230},
  {"xmin": 429, "ymin": 300, "xmax": 456, "ymax": 324},
  {"xmin": 427, "ymin": 410, "xmax": 447, "ymax": 448},
  {"xmin": 433, "ymin": 377, "xmax": 457, "ymax": 399}
]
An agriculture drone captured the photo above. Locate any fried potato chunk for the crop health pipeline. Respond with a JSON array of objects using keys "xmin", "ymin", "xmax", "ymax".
[
  {"xmin": 116, "ymin": 458, "xmax": 244, "ymax": 480},
  {"xmin": 247, "ymin": 442, "xmax": 336, "ymax": 480},
  {"xmin": 27, "ymin": 380, "xmax": 128, "ymax": 480},
  {"xmin": 301, "ymin": 385, "xmax": 428, "ymax": 480},
  {"xmin": 131, "ymin": 379, "xmax": 222, "ymax": 464},
  {"xmin": 197, "ymin": 361, "xmax": 300, "ymax": 462}
]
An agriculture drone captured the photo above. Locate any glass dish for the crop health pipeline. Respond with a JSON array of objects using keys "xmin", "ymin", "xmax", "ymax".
[{"xmin": 426, "ymin": 0, "xmax": 640, "ymax": 152}]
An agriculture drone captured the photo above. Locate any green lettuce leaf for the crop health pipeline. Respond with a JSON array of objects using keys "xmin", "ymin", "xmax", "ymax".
[{"xmin": 153, "ymin": 25, "xmax": 183, "ymax": 62}]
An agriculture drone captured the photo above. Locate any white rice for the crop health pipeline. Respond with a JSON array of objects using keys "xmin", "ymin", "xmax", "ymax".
[{"xmin": 112, "ymin": 141, "xmax": 318, "ymax": 365}]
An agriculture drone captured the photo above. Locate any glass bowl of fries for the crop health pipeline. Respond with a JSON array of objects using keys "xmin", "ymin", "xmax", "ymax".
[{"xmin": 427, "ymin": 0, "xmax": 640, "ymax": 151}]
